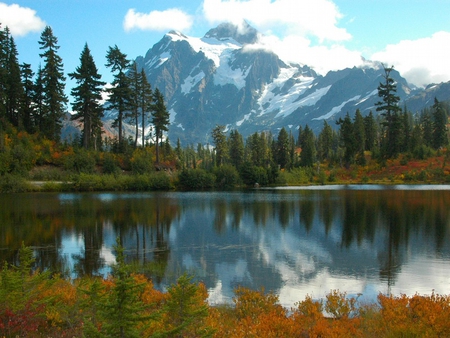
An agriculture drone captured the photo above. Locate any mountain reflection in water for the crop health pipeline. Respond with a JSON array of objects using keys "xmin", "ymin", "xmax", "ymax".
[{"xmin": 1, "ymin": 185, "xmax": 449, "ymax": 308}]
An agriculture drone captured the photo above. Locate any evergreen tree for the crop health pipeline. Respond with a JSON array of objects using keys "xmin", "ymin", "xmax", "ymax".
[
  {"xmin": 105, "ymin": 45, "xmax": 131, "ymax": 151},
  {"xmin": 69, "ymin": 43, "xmax": 105, "ymax": 150},
  {"xmin": 375, "ymin": 65, "xmax": 401, "ymax": 158},
  {"xmin": 317, "ymin": 120, "xmax": 334, "ymax": 162},
  {"xmin": 353, "ymin": 109, "xmax": 366, "ymax": 165},
  {"xmin": 400, "ymin": 106, "xmax": 412, "ymax": 152},
  {"xmin": 421, "ymin": 108, "xmax": 433, "ymax": 147},
  {"xmin": 5, "ymin": 31, "xmax": 23, "ymax": 128},
  {"xmin": 0, "ymin": 25, "xmax": 8, "ymax": 118},
  {"xmin": 152, "ymin": 88, "xmax": 170, "ymax": 164},
  {"xmin": 98, "ymin": 237, "xmax": 153, "ymax": 338},
  {"xmin": 127, "ymin": 62, "xmax": 141, "ymax": 147},
  {"xmin": 139, "ymin": 69, "xmax": 153, "ymax": 147},
  {"xmin": 211, "ymin": 124, "xmax": 228, "ymax": 166},
  {"xmin": 38, "ymin": 26, "xmax": 67, "ymax": 141},
  {"xmin": 228, "ymin": 129, "xmax": 244, "ymax": 168},
  {"xmin": 33, "ymin": 65, "xmax": 45, "ymax": 133},
  {"xmin": 337, "ymin": 113, "xmax": 357, "ymax": 167},
  {"xmin": 276, "ymin": 127, "xmax": 290, "ymax": 169},
  {"xmin": 432, "ymin": 97, "xmax": 448, "ymax": 149},
  {"xmin": 364, "ymin": 111, "xmax": 378, "ymax": 152},
  {"xmin": 299, "ymin": 124, "xmax": 316, "ymax": 167},
  {"xmin": 20, "ymin": 63, "xmax": 36, "ymax": 133}
]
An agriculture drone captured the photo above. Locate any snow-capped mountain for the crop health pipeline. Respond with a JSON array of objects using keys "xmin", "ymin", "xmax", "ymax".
[{"xmin": 101, "ymin": 22, "xmax": 448, "ymax": 146}]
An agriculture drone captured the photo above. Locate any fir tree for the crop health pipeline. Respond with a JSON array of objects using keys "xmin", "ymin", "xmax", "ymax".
[
  {"xmin": 105, "ymin": 45, "xmax": 131, "ymax": 151},
  {"xmin": 432, "ymin": 97, "xmax": 448, "ymax": 149},
  {"xmin": 228, "ymin": 129, "xmax": 244, "ymax": 169},
  {"xmin": 299, "ymin": 124, "xmax": 316, "ymax": 167},
  {"xmin": 211, "ymin": 124, "xmax": 228, "ymax": 167},
  {"xmin": 152, "ymin": 88, "xmax": 170, "ymax": 164},
  {"xmin": 0, "ymin": 25, "xmax": 8, "ymax": 118},
  {"xmin": 5, "ymin": 31, "xmax": 23, "ymax": 128},
  {"xmin": 38, "ymin": 26, "xmax": 67, "ymax": 141},
  {"xmin": 337, "ymin": 113, "xmax": 357, "ymax": 167},
  {"xmin": 99, "ymin": 237, "xmax": 154, "ymax": 338},
  {"xmin": 20, "ymin": 63, "xmax": 36, "ymax": 133},
  {"xmin": 127, "ymin": 62, "xmax": 140, "ymax": 147},
  {"xmin": 364, "ymin": 111, "xmax": 378, "ymax": 152},
  {"xmin": 69, "ymin": 43, "xmax": 105, "ymax": 150},
  {"xmin": 317, "ymin": 120, "xmax": 334, "ymax": 162},
  {"xmin": 375, "ymin": 65, "xmax": 401, "ymax": 158},
  {"xmin": 276, "ymin": 127, "xmax": 290, "ymax": 169},
  {"xmin": 139, "ymin": 69, "xmax": 153, "ymax": 147}
]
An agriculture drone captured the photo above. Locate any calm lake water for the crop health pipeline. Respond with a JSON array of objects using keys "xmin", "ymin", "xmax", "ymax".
[{"xmin": 1, "ymin": 185, "xmax": 450, "ymax": 308}]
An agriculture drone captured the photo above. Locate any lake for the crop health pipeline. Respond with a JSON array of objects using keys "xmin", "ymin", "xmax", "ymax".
[{"xmin": 1, "ymin": 185, "xmax": 450, "ymax": 308}]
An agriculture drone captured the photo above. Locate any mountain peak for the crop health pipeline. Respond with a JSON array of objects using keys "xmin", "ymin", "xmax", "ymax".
[{"xmin": 204, "ymin": 21, "xmax": 259, "ymax": 45}]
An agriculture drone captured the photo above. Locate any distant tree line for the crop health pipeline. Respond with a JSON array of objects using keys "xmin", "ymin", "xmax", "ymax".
[{"xmin": 1, "ymin": 24, "xmax": 449, "ymax": 188}]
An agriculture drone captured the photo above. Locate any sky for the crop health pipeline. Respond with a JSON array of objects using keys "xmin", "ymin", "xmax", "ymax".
[{"xmin": 1, "ymin": 0, "xmax": 450, "ymax": 105}]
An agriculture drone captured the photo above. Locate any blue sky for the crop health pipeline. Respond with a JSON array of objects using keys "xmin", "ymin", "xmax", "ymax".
[{"xmin": 1, "ymin": 0, "xmax": 450, "ymax": 104}]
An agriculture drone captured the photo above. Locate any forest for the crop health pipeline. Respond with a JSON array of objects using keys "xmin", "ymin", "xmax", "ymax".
[
  {"xmin": 2, "ymin": 24, "xmax": 450, "ymax": 193},
  {"xmin": 2, "ymin": 24, "xmax": 450, "ymax": 336}
]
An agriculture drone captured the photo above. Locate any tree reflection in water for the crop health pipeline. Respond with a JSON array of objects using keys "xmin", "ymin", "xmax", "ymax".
[{"xmin": 0, "ymin": 187, "xmax": 449, "ymax": 306}]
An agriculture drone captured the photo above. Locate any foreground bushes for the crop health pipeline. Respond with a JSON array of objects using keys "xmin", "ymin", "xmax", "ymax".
[{"xmin": 1, "ymin": 243, "xmax": 450, "ymax": 337}]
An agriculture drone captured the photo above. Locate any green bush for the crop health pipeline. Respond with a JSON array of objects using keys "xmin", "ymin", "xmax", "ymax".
[
  {"xmin": 102, "ymin": 153, "xmax": 121, "ymax": 175},
  {"xmin": 239, "ymin": 162, "xmax": 268, "ymax": 187},
  {"xmin": 130, "ymin": 148, "xmax": 154, "ymax": 174},
  {"xmin": 0, "ymin": 174, "xmax": 30, "ymax": 193},
  {"xmin": 64, "ymin": 149, "xmax": 96, "ymax": 174},
  {"xmin": 213, "ymin": 164, "xmax": 241, "ymax": 189},
  {"xmin": 177, "ymin": 168, "xmax": 215, "ymax": 190}
]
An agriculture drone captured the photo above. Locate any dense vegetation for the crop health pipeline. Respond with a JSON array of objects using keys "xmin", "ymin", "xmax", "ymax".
[
  {"xmin": 2, "ymin": 24, "xmax": 450, "ymax": 193},
  {"xmin": 1, "ymin": 242, "xmax": 449, "ymax": 337},
  {"xmin": 2, "ymin": 23, "xmax": 450, "ymax": 337}
]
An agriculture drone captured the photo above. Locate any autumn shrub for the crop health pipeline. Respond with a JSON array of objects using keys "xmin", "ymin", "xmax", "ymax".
[{"xmin": 130, "ymin": 147, "xmax": 154, "ymax": 174}]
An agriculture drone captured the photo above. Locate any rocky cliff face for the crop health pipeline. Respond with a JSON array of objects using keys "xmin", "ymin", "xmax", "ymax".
[{"xmin": 96, "ymin": 22, "xmax": 449, "ymax": 146}]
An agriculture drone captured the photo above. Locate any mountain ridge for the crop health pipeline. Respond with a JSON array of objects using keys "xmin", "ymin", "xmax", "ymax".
[{"xmin": 95, "ymin": 22, "xmax": 450, "ymax": 146}]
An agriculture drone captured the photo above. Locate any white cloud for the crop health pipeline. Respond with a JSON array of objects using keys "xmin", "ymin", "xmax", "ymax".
[
  {"xmin": 201, "ymin": 0, "xmax": 362, "ymax": 75},
  {"xmin": 123, "ymin": 8, "xmax": 193, "ymax": 32},
  {"xmin": 259, "ymin": 34, "xmax": 364, "ymax": 74},
  {"xmin": 0, "ymin": 2, "xmax": 45, "ymax": 37},
  {"xmin": 372, "ymin": 31, "xmax": 450, "ymax": 87},
  {"xmin": 202, "ymin": 0, "xmax": 351, "ymax": 42}
]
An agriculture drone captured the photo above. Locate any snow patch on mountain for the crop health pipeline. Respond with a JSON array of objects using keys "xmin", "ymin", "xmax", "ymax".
[
  {"xmin": 357, "ymin": 89, "xmax": 377, "ymax": 105},
  {"xmin": 169, "ymin": 108, "xmax": 177, "ymax": 124},
  {"xmin": 313, "ymin": 95, "xmax": 361, "ymax": 120},
  {"xmin": 297, "ymin": 85, "xmax": 331, "ymax": 106},
  {"xmin": 182, "ymin": 70, "xmax": 205, "ymax": 94},
  {"xmin": 146, "ymin": 51, "xmax": 171, "ymax": 69},
  {"xmin": 214, "ymin": 50, "xmax": 251, "ymax": 89},
  {"xmin": 236, "ymin": 113, "xmax": 252, "ymax": 127},
  {"xmin": 258, "ymin": 67, "xmax": 316, "ymax": 118},
  {"xmin": 167, "ymin": 31, "xmax": 241, "ymax": 67}
]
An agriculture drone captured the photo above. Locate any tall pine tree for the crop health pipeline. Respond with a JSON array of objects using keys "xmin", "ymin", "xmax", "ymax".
[
  {"xmin": 152, "ymin": 88, "xmax": 170, "ymax": 164},
  {"xmin": 375, "ymin": 65, "xmax": 401, "ymax": 158},
  {"xmin": 139, "ymin": 69, "xmax": 153, "ymax": 147},
  {"xmin": 105, "ymin": 45, "xmax": 131, "ymax": 151},
  {"xmin": 69, "ymin": 43, "xmax": 105, "ymax": 149},
  {"xmin": 38, "ymin": 26, "xmax": 67, "ymax": 141},
  {"xmin": 432, "ymin": 97, "xmax": 448, "ymax": 149}
]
